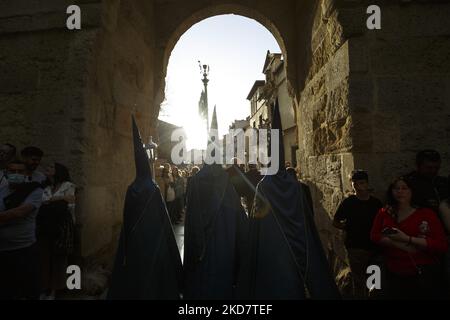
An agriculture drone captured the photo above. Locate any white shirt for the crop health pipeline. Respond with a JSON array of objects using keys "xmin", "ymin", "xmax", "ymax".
[
  {"xmin": 0, "ymin": 184, "xmax": 44, "ymax": 251},
  {"xmin": 30, "ymin": 171, "xmax": 46, "ymax": 184},
  {"xmin": 43, "ymin": 181, "xmax": 77, "ymax": 223}
]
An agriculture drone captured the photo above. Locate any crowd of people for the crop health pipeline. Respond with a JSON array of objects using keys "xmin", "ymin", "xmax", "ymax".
[
  {"xmin": 2, "ymin": 140, "xmax": 449, "ymax": 300},
  {"xmin": 333, "ymin": 149, "xmax": 450, "ymax": 299},
  {"xmin": 153, "ymin": 158, "xmax": 306, "ymax": 223},
  {"xmin": 154, "ymin": 163, "xmax": 200, "ymax": 225},
  {"xmin": 0, "ymin": 143, "xmax": 76, "ymax": 300}
]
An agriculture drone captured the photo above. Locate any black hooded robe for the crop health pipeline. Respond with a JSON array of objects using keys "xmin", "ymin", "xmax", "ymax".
[
  {"xmin": 183, "ymin": 164, "xmax": 248, "ymax": 300},
  {"xmin": 107, "ymin": 117, "xmax": 182, "ymax": 300},
  {"xmin": 236, "ymin": 100, "xmax": 340, "ymax": 300}
]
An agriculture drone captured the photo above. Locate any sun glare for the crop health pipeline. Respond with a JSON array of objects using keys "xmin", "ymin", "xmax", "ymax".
[
  {"xmin": 159, "ymin": 14, "xmax": 281, "ymax": 154},
  {"xmin": 183, "ymin": 114, "xmax": 208, "ymax": 151}
]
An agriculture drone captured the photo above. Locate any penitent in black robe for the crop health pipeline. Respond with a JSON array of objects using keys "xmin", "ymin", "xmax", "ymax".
[
  {"xmin": 107, "ymin": 117, "xmax": 182, "ymax": 300},
  {"xmin": 183, "ymin": 164, "xmax": 249, "ymax": 300},
  {"xmin": 236, "ymin": 100, "xmax": 340, "ymax": 300}
]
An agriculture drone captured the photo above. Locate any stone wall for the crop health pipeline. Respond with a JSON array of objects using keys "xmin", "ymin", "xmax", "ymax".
[
  {"xmin": 295, "ymin": 0, "xmax": 352, "ymax": 278},
  {"xmin": 2, "ymin": 0, "xmax": 449, "ymax": 287},
  {"xmin": 343, "ymin": 1, "xmax": 450, "ymax": 199},
  {"xmin": 296, "ymin": 0, "xmax": 450, "ymax": 289},
  {"xmin": 0, "ymin": 0, "xmax": 100, "ymax": 173},
  {"xmin": 0, "ymin": 1, "xmax": 103, "ymax": 267},
  {"xmin": 78, "ymin": 0, "xmax": 156, "ymax": 263},
  {"xmin": 0, "ymin": 0, "xmax": 157, "ymax": 267}
]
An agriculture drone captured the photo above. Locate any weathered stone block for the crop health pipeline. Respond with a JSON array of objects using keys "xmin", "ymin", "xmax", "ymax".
[
  {"xmin": 373, "ymin": 3, "xmax": 450, "ymax": 39},
  {"xmin": 350, "ymin": 113, "xmax": 373, "ymax": 153},
  {"xmin": 348, "ymin": 75, "xmax": 374, "ymax": 113},
  {"xmin": 336, "ymin": 6, "xmax": 366, "ymax": 38},
  {"xmin": 325, "ymin": 154, "xmax": 343, "ymax": 189},
  {"xmin": 348, "ymin": 37, "xmax": 368, "ymax": 74},
  {"xmin": 325, "ymin": 41, "xmax": 350, "ymax": 91},
  {"xmin": 371, "ymin": 114, "xmax": 400, "ymax": 153},
  {"xmin": 0, "ymin": 63, "xmax": 40, "ymax": 93},
  {"xmin": 326, "ymin": 81, "xmax": 350, "ymax": 121},
  {"xmin": 79, "ymin": 186, "xmax": 114, "ymax": 257},
  {"xmin": 398, "ymin": 114, "xmax": 448, "ymax": 151},
  {"xmin": 370, "ymin": 38, "xmax": 450, "ymax": 76},
  {"xmin": 340, "ymin": 152, "xmax": 355, "ymax": 194},
  {"xmin": 377, "ymin": 77, "xmax": 447, "ymax": 113},
  {"xmin": 0, "ymin": 3, "xmax": 101, "ymax": 34}
]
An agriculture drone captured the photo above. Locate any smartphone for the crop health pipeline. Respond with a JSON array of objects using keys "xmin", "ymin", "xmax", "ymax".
[{"xmin": 382, "ymin": 227, "xmax": 398, "ymax": 235}]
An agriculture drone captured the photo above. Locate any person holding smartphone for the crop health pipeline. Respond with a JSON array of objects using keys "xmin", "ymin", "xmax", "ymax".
[{"xmin": 371, "ymin": 176, "xmax": 448, "ymax": 299}]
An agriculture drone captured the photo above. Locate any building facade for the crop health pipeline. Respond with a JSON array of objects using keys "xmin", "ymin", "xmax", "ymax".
[{"xmin": 247, "ymin": 51, "xmax": 298, "ymax": 167}]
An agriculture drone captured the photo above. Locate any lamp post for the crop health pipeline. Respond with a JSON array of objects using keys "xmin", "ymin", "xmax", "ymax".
[
  {"xmin": 199, "ymin": 61, "xmax": 210, "ymax": 133},
  {"xmin": 144, "ymin": 136, "xmax": 158, "ymax": 180}
]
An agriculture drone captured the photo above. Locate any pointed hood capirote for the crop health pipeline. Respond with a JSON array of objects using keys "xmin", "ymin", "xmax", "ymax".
[
  {"xmin": 236, "ymin": 101, "xmax": 341, "ymax": 300},
  {"xmin": 205, "ymin": 105, "xmax": 221, "ymax": 163},
  {"xmin": 107, "ymin": 116, "xmax": 182, "ymax": 300},
  {"xmin": 132, "ymin": 115, "xmax": 151, "ymax": 180},
  {"xmin": 207, "ymin": 105, "xmax": 219, "ymax": 149}
]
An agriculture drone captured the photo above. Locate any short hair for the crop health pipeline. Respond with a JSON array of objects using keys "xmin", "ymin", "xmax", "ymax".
[
  {"xmin": 416, "ymin": 149, "xmax": 441, "ymax": 165},
  {"xmin": 351, "ymin": 170, "xmax": 369, "ymax": 182},
  {"xmin": 21, "ymin": 146, "xmax": 44, "ymax": 158}
]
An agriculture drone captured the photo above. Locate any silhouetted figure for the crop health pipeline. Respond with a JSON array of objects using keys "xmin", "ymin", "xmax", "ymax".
[
  {"xmin": 183, "ymin": 112, "xmax": 248, "ymax": 299},
  {"xmin": 286, "ymin": 167, "xmax": 314, "ymax": 217},
  {"xmin": 236, "ymin": 100, "xmax": 340, "ymax": 300},
  {"xmin": 107, "ymin": 117, "xmax": 182, "ymax": 300}
]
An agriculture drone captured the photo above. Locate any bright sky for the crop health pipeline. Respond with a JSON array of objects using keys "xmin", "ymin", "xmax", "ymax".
[{"xmin": 158, "ymin": 14, "xmax": 281, "ymax": 151}]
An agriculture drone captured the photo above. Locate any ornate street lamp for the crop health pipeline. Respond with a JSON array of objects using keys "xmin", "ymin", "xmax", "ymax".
[{"xmin": 199, "ymin": 61, "xmax": 210, "ymax": 133}]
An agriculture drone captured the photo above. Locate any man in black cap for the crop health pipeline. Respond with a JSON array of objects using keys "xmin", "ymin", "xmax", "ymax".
[
  {"xmin": 333, "ymin": 170, "xmax": 382, "ymax": 299},
  {"xmin": 405, "ymin": 149, "xmax": 449, "ymax": 214}
]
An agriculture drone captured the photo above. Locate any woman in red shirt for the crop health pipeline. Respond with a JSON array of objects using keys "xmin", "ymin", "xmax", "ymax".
[{"xmin": 371, "ymin": 176, "xmax": 448, "ymax": 299}]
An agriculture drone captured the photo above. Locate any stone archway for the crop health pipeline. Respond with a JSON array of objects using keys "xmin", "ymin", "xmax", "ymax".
[
  {"xmin": 151, "ymin": 2, "xmax": 299, "ymax": 123},
  {"xmin": 75, "ymin": 0, "xmax": 450, "ymax": 285},
  {"xmin": 2, "ymin": 1, "xmax": 450, "ymax": 292}
]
